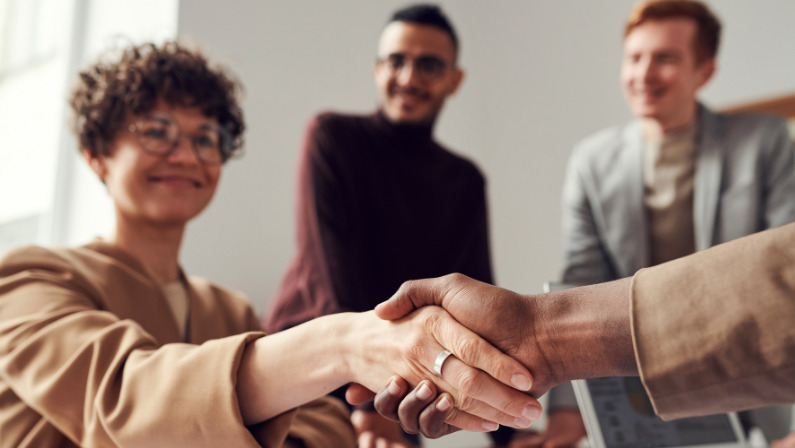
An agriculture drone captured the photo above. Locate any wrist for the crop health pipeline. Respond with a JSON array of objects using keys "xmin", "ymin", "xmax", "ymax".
[
  {"xmin": 531, "ymin": 278, "xmax": 635, "ymax": 386},
  {"xmin": 322, "ymin": 312, "xmax": 359, "ymax": 386}
]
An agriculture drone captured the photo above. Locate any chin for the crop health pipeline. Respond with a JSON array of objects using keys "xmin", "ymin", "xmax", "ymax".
[
  {"xmin": 148, "ymin": 206, "xmax": 206, "ymax": 226},
  {"xmin": 630, "ymin": 105, "xmax": 662, "ymax": 120},
  {"xmin": 390, "ymin": 111, "xmax": 435, "ymax": 125}
]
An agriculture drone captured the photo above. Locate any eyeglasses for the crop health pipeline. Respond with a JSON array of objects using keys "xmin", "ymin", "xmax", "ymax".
[
  {"xmin": 376, "ymin": 54, "xmax": 451, "ymax": 82},
  {"xmin": 126, "ymin": 114, "xmax": 234, "ymax": 166}
]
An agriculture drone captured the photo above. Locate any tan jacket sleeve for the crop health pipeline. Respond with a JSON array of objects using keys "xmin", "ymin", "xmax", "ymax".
[
  {"xmin": 0, "ymin": 247, "xmax": 293, "ymax": 447},
  {"xmin": 283, "ymin": 397, "xmax": 356, "ymax": 448},
  {"xmin": 630, "ymin": 223, "xmax": 795, "ymax": 420}
]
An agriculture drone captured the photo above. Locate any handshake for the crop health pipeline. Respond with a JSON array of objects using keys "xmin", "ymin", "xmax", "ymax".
[
  {"xmin": 346, "ymin": 223, "xmax": 795, "ymax": 441},
  {"xmin": 346, "ymin": 273, "xmax": 637, "ymax": 438}
]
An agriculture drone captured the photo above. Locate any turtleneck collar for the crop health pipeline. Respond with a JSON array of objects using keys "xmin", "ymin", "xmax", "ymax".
[{"xmin": 372, "ymin": 109, "xmax": 435, "ymax": 150}]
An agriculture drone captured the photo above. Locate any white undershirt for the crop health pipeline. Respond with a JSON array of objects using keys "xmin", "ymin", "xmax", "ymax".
[{"xmin": 162, "ymin": 281, "xmax": 189, "ymax": 338}]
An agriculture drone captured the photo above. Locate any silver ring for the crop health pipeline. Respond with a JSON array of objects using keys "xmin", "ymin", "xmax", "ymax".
[{"xmin": 433, "ymin": 350, "xmax": 453, "ymax": 376}]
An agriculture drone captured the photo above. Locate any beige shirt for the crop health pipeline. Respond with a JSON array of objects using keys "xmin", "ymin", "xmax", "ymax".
[
  {"xmin": 0, "ymin": 242, "xmax": 355, "ymax": 448},
  {"xmin": 162, "ymin": 281, "xmax": 189, "ymax": 338},
  {"xmin": 643, "ymin": 126, "xmax": 697, "ymax": 265}
]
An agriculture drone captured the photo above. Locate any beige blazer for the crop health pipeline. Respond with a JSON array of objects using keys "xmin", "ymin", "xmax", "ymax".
[
  {"xmin": 0, "ymin": 242, "xmax": 355, "ymax": 447},
  {"xmin": 632, "ymin": 222, "xmax": 795, "ymax": 420}
]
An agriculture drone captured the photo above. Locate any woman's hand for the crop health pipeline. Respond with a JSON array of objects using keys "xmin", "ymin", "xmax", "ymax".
[
  {"xmin": 236, "ymin": 305, "xmax": 540, "ymax": 428},
  {"xmin": 345, "ymin": 307, "xmax": 542, "ymax": 432}
]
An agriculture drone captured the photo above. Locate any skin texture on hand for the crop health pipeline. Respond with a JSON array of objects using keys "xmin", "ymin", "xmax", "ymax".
[
  {"xmin": 237, "ymin": 306, "xmax": 541, "ymax": 428},
  {"xmin": 351, "ymin": 410, "xmax": 419, "ymax": 448},
  {"xmin": 345, "ymin": 307, "xmax": 540, "ymax": 431},
  {"xmin": 367, "ymin": 377, "xmax": 458, "ymax": 439},
  {"xmin": 369, "ymin": 379, "xmax": 587, "ymax": 447},
  {"xmin": 374, "ymin": 273, "xmax": 636, "ymax": 398}
]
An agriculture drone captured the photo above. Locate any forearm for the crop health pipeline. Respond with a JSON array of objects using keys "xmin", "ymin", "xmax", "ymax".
[
  {"xmin": 529, "ymin": 278, "xmax": 636, "ymax": 387},
  {"xmin": 237, "ymin": 313, "xmax": 356, "ymax": 424}
]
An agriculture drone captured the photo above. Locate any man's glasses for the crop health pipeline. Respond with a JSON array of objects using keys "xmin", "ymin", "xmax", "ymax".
[
  {"xmin": 377, "ymin": 54, "xmax": 451, "ymax": 82},
  {"xmin": 127, "ymin": 113, "xmax": 234, "ymax": 166}
]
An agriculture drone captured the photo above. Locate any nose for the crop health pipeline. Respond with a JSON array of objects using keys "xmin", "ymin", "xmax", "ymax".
[
  {"xmin": 637, "ymin": 57, "xmax": 656, "ymax": 83},
  {"xmin": 166, "ymin": 135, "xmax": 201, "ymax": 165},
  {"xmin": 396, "ymin": 61, "xmax": 420, "ymax": 86}
]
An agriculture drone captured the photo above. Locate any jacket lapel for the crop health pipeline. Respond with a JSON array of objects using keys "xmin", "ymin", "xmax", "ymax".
[
  {"xmin": 693, "ymin": 105, "xmax": 724, "ymax": 251},
  {"xmin": 616, "ymin": 121, "xmax": 650, "ymax": 276}
]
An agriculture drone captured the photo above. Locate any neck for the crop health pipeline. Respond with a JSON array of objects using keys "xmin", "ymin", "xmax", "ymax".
[
  {"xmin": 375, "ymin": 110, "xmax": 436, "ymax": 143},
  {"xmin": 110, "ymin": 212, "xmax": 185, "ymax": 286},
  {"xmin": 640, "ymin": 104, "xmax": 698, "ymax": 141}
]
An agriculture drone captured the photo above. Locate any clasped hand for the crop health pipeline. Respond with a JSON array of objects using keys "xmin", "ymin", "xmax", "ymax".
[
  {"xmin": 349, "ymin": 273, "xmax": 565, "ymax": 438},
  {"xmin": 351, "ymin": 305, "xmax": 542, "ymax": 433}
]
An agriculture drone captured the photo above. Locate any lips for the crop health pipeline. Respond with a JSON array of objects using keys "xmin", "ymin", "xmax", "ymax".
[
  {"xmin": 148, "ymin": 175, "xmax": 202, "ymax": 188},
  {"xmin": 631, "ymin": 86, "xmax": 666, "ymax": 103},
  {"xmin": 391, "ymin": 87, "xmax": 428, "ymax": 108}
]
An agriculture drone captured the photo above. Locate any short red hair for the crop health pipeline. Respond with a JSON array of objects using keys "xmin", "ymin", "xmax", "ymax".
[{"xmin": 625, "ymin": 0, "xmax": 721, "ymax": 64}]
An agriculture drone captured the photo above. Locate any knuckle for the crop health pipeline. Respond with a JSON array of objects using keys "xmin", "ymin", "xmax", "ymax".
[
  {"xmin": 447, "ymin": 272, "xmax": 465, "ymax": 281},
  {"xmin": 419, "ymin": 307, "xmax": 442, "ymax": 328},
  {"xmin": 454, "ymin": 336, "xmax": 479, "ymax": 364},
  {"xmin": 454, "ymin": 368, "xmax": 483, "ymax": 396},
  {"xmin": 487, "ymin": 359, "xmax": 511, "ymax": 385},
  {"xmin": 399, "ymin": 278, "xmax": 417, "ymax": 293},
  {"xmin": 456, "ymin": 394, "xmax": 479, "ymax": 413},
  {"xmin": 403, "ymin": 335, "xmax": 426, "ymax": 363}
]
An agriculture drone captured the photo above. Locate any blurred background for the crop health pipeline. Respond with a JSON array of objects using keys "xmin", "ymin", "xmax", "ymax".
[{"xmin": 1, "ymin": 1, "xmax": 794, "ymax": 446}]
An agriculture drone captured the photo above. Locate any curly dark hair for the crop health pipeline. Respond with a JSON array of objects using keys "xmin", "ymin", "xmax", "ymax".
[{"xmin": 69, "ymin": 41, "xmax": 245, "ymax": 160}]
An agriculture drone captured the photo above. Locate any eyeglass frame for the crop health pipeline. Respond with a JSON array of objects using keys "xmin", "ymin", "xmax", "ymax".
[
  {"xmin": 125, "ymin": 113, "xmax": 236, "ymax": 166},
  {"xmin": 375, "ymin": 53, "xmax": 455, "ymax": 82}
]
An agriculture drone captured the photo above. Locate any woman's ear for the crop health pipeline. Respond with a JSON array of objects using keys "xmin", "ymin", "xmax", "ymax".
[{"xmin": 81, "ymin": 149, "xmax": 106, "ymax": 183}]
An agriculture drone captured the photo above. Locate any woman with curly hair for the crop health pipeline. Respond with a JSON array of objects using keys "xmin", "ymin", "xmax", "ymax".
[{"xmin": 0, "ymin": 42, "xmax": 540, "ymax": 447}]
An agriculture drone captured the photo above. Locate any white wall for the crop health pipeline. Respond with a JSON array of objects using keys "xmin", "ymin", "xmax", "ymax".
[
  {"xmin": 176, "ymin": 0, "xmax": 795, "ymax": 314},
  {"xmin": 52, "ymin": 0, "xmax": 179, "ymax": 246},
  {"xmin": 0, "ymin": 0, "xmax": 179, "ymax": 250}
]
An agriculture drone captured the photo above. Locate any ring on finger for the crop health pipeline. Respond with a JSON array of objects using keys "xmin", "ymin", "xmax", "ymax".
[{"xmin": 433, "ymin": 350, "xmax": 454, "ymax": 376}]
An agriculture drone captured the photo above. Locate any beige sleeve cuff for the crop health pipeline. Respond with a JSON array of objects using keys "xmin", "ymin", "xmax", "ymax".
[{"xmin": 630, "ymin": 224, "xmax": 795, "ymax": 420}]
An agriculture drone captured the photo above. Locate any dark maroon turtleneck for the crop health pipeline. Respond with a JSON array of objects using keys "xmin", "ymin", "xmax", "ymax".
[{"xmin": 264, "ymin": 110, "xmax": 493, "ymax": 332}]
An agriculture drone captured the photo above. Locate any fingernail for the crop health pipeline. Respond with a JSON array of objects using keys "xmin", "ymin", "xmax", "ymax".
[
  {"xmin": 514, "ymin": 417, "xmax": 532, "ymax": 428},
  {"xmin": 436, "ymin": 396, "xmax": 452, "ymax": 412},
  {"xmin": 511, "ymin": 374, "xmax": 532, "ymax": 391},
  {"xmin": 416, "ymin": 383, "xmax": 432, "ymax": 400},
  {"xmin": 387, "ymin": 379, "xmax": 402, "ymax": 396},
  {"xmin": 483, "ymin": 421, "xmax": 499, "ymax": 431},
  {"xmin": 522, "ymin": 405, "xmax": 541, "ymax": 421}
]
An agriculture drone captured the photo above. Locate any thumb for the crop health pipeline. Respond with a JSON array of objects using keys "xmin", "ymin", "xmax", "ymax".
[
  {"xmin": 374, "ymin": 277, "xmax": 445, "ymax": 320},
  {"xmin": 346, "ymin": 383, "xmax": 376, "ymax": 405}
]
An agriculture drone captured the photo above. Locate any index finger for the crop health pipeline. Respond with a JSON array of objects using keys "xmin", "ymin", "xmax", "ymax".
[{"xmin": 427, "ymin": 307, "xmax": 534, "ymax": 393}]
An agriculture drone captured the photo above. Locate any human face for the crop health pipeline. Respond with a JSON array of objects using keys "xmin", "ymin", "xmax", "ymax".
[
  {"xmin": 83, "ymin": 101, "xmax": 222, "ymax": 228},
  {"xmin": 621, "ymin": 18, "xmax": 715, "ymax": 131},
  {"xmin": 374, "ymin": 21, "xmax": 463, "ymax": 125}
]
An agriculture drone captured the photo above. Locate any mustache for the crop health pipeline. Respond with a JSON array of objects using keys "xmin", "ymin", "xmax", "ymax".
[{"xmin": 391, "ymin": 86, "xmax": 428, "ymax": 97}]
